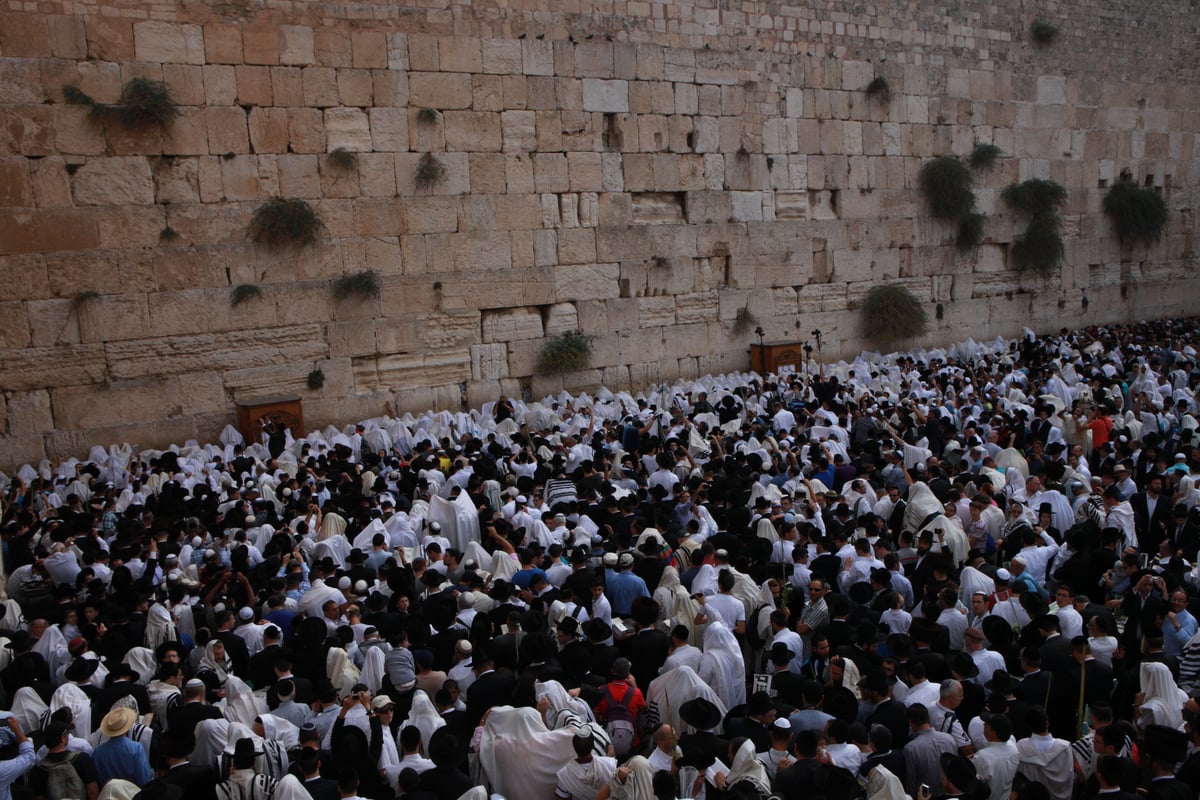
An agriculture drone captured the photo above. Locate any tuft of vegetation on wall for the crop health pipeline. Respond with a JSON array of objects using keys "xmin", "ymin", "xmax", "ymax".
[
  {"xmin": 920, "ymin": 156, "xmax": 975, "ymax": 220},
  {"xmin": 538, "ymin": 330, "xmax": 593, "ymax": 373},
  {"xmin": 861, "ymin": 283, "xmax": 929, "ymax": 347},
  {"xmin": 332, "ymin": 270, "xmax": 382, "ymax": 301},
  {"xmin": 230, "ymin": 284, "xmax": 262, "ymax": 306},
  {"xmin": 247, "ymin": 198, "xmax": 326, "ymax": 249},
  {"xmin": 1103, "ymin": 175, "xmax": 1168, "ymax": 244}
]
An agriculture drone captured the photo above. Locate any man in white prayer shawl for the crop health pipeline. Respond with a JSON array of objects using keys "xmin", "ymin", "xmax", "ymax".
[{"xmin": 555, "ymin": 730, "xmax": 618, "ymax": 800}]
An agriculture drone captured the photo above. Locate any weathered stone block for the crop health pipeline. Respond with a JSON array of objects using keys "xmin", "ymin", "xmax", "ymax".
[
  {"xmin": 444, "ymin": 111, "xmax": 502, "ymax": 152},
  {"xmin": 134, "ymin": 21, "xmax": 205, "ymax": 65},
  {"xmin": 206, "ymin": 107, "xmax": 249, "ymax": 154},
  {"xmin": 324, "ymin": 108, "xmax": 372, "ymax": 152},
  {"xmin": 71, "ymin": 157, "xmax": 154, "ymax": 206},
  {"xmin": 581, "ymin": 79, "xmax": 629, "ymax": 113},
  {"xmin": 409, "ymin": 72, "xmax": 473, "ymax": 109}
]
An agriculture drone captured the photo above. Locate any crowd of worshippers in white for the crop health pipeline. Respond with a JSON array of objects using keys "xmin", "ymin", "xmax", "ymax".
[{"xmin": 5, "ymin": 319, "xmax": 1200, "ymax": 800}]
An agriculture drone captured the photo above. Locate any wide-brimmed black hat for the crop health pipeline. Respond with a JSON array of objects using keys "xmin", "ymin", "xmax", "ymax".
[
  {"xmin": 65, "ymin": 657, "xmax": 100, "ymax": 683},
  {"xmin": 950, "ymin": 652, "xmax": 979, "ymax": 679},
  {"xmin": 940, "ymin": 752, "xmax": 979, "ymax": 793},
  {"xmin": 679, "ymin": 697, "xmax": 723, "ymax": 730}
]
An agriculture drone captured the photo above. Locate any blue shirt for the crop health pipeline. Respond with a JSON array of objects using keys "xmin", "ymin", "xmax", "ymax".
[
  {"xmin": 0, "ymin": 740, "xmax": 35, "ymax": 800},
  {"xmin": 511, "ymin": 567, "xmax": 548, "ymax": 590},
  {"xmin": 93, "ymin": 735, "xmax": 152, "ymax": 788},
  {"xmin": 1163, "ymin": 608, "xmax": 1198, "ymax": 656},
  {"xmin": 604, "ymin": 569, "xmax": 650, "ymax": 617}
]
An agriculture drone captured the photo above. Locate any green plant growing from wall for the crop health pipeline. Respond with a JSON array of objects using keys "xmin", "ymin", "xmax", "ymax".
[
  {"xmin": 864, "ymin": 77, "xmax": 892, "ymax": 103},
  {"xmin": 307, "ymin": 369, "xmax": 325, "ymax": 390},
  {"xmin": 413, "ymin": 153, "xmax": 446, "ymax": 191},
  {"xmin": 326, "ymin": 148, "xmax": 359, "ymax": 171},
  {"xmin": 230, "ymin": 284, "xmax": 262, "ymax": 307},
  {"xmin": 332, "ymin": 270, "xmax": 381, "ymax": 301},
  {"xmin": 417, "ymin": 107, "xmax": 440, "ymax": 125},
  {"xmin": 538, "ymin": 330, "xmax": 593, "ymax": 373},
  {"xmin": 1002, "ymin": 178, "xmax": 1068, "ymax": 275},
  {"xmin": 1031, "ymin": 19, "xmax": 1060, "ymax": 45},
  {"xmin": 71, "ymin": 290, "xmax": 100, "ymax": 310},
  {"xmin": 1103, "ymin": 174, "xmax": 1168, "ymax": 245},
  {"xmin": 159, "ymin": 226, "xmax": 180, "ymax": 243},
  {"xmin": 920, "ymin": 156, "xmax": 975, "ymax": 220},
  {"xmin": 956, "ymin": 213, "xmax": 986, "ymax": 251},
  {"xmin": 731, "ymin": 306, "xmax": 758, "ymax": 336},
  {"xmin": 247, "ymin": 198, "xmax": 325, "ymax": 249},
  {"xmin": 63, "ymin": 85, "xmax": 94, "ymax": 105},
  {"xmin": 88, "ymin": 78, "xmax": 180, "ymax": 129},
  {"xmin": 860, "ymin": 283, "xmax": 929, "ymax": 347},
  {"xmin": 968, "ymin": 143, "xmax": 1003, "ymax": 172}
]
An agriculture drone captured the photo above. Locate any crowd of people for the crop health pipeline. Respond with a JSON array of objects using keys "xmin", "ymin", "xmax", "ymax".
[{"xmin": 2, "ymin": 318, "xmax": 1200, "ymax": 800}]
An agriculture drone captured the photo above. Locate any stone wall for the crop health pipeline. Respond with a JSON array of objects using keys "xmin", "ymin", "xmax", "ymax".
[{"xmin": 2, "ymin": 0, "xmax": 1199, "ymax": 468}]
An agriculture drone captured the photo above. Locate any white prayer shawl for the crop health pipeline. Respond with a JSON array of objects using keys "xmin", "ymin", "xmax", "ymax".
[
  {"xmin": 653, "ymin": 566, "xmax": 683, "ymax": 623},
  {"xmin": 866, "ymin": 765, "xmax": 909, "ymax": 800},
  {"xmin": 318, "ymin": 513, "xmax": 348, "ymax": 542},
  {"xmin": 224, "ymin": 675, "xmax": 267, "ymax": 728},
  {"xmin": 148, "ymin": 680, "xmax": 181, "ymax": 730},
  {"xmin": 298, "ymin": 579, "xmax": 345, "ymax": 618},
  {"xmin": 124, "ymin": 648, "xmax": 157, "ymax": 685},
  {"xmin": 98, "ymin": 779, "xmax": 141, "ymax": 800},
  {"xmin": 692, "ymin": 563, "xmax": 718, "ymax": 598},
  {"xmin": 455, "ymin": 788, "xmax": 489, "ymax": 800},
  {"xmin": 727, "ymin": 738, "xmax": 772, "ymax": 795},
  {"xmin": 646, "ymin": 666, "xmax": 727, "ymax": 735},
  {"xmin": 259, "ymin": 714, "xmax": 300, "ymax": 750},
  {"xmin": 608, "ymin": 754, "xmax": 656, "ymax": 800},
  {"xmin": 1140, "ymin": 661, "xmax": 1187, "ymax": 730},
  {"xmin": 352, "ymin": 519, "xmax": 389, "ymax": 551},
  {"xmin": 50, "ymin": 686, "xmax": 91, "ymax": 743},
  {"xmin": 535, "ymin": 679, "xmax": 597, "ymax": 729},
  {"xmin": 361, "ymin": 646, "xmax": 386, "ymax": 694},
  {"xmin": 145, "ymin": 604, "xmax": 177, "ymax": 650},
  {"xmin": 312, "ymin": 537, "xmax": 351, "ymax": 570},
  {"xmin": 326, "ymin": 647, "xmax": 361, "ymax": 696},
  {"xmin": 699, "ymin": 622, "xmax": 746, "ymax": 710},
  {"xmin": 32, "ymin": 625, "xmax": 69, "ymax": 679},
  {"xmin": 192, "ymin": 718, "xmax": 230, "ymax": 769},
  {"xmin": 172, "ymin": 601, "xmax": 197, "ymax": 642},
  {"xmin": 11, "ymin": 687, "xmax": 47, "ymax": 734},
  {"xmin": 272, "ymin": 775, "xmax": 311, "ymax": 800},
  {"xmin": 378, "ymin": 723, "xmax": 403, "ymax": 794},
  {"xmin": 427, "ymin": 491, "xmax": 481, "ymax": 552},
  {"xmin": 491, "ymin": 550, "xmax": 519, "ymax": 583},
  {"xmin": 479, "ymin": 706, "xmax": 576, "ymax": 800},
  {"xmin": 755, "ymin": 517, "xmax": 780, "ymax": 545},
  {"xmin": 0, "ymin": 600, "xmax": 25, "ymax": 631},
  {"xmin": 404, "ymin": 690, "xmax": 446, "ymax": 752}
]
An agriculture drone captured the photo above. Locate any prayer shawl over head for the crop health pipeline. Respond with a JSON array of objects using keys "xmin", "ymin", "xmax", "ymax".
[
  {"xmin": 326, "ymin": 647, "xmax": 360, "ymax": 696},
  {"xmin": 867, "ymin": 765, "xmax": 910, "ymax": 800},
  {"xmin": 145, "ymin": 604, "xmax": 178, "ymax": 650},
  {"xmin": 200, "ymin": 640, "xmax": 232, "ymax": 684},
  {"xmin": 479, "ymin": 706, "xmax": 578, "ymax": 799},
  {"xmin": 645, "ymin": 666, "xmax": 728, "ymax": 735},
  {"xmin": 727, "ymin": 738, "xmax": 772, "ymax": 795},
  {"xmin": 361, "ymin": 645, "xmax": 386, "ymax": 694},
  {"xmin": 699, "ymin": 622, "xmax": 746, "ymax": 710},
  {"xmin": 406, "ymin": 689, "xmax": 446, "ymax": 751},
  {"xmin": 124, "ymin": 647, "xmax": 157, "ymax": 685},
  {"xmin": 607, "ymin": 754, "xmax": 656, "ymax": 800},
  {"xmin": 427, "ymin": 490, "xmax": 482, "ymax": 552},
  {"xmin": 50, "ymin": 682, "xmax": 91, "ymax": 740},
  {"xmin": 1140, "ymin": 661, "xmax": 1187, "ymax": 730},
  {"xmin": 12, "ymin": 687, "xmax": 47, "ymax": 734}
]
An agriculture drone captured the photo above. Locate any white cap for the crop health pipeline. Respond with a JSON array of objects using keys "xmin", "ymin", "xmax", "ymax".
[
  {"xmin": 245, "ymin": 515, "xmax": 256, "ymax": 525},
  {"xmin": 238, "ymin": 607, "xmax": 253, "ymax": 621},
  {"xmin": 516, "ymin": 495, "xmax": 527, "ymax": 504},
  {"xmin": 618, "ymin": 552, "xmax": 634, "ymax": 568},
  {"xmin": 282, "ymin": 488, "xmax": 293, "ymax": 497},
  {"xmin": 338, "ymin": 576, "xmax": 352, "ymax": 590},
  {"xmin": 602, "ymin": 552, "xmax": 618, "ymax": 567},
  {"xmin": 995, "ymin": 568, "xmax": 1012, "ymax": 582},
  {"xmin": 354, "ymin": 580, "xmax": 368, "ymax": 595},
  {"xmin": 429, "ymin": 521, "xmax": 442, "ymax": 532}
]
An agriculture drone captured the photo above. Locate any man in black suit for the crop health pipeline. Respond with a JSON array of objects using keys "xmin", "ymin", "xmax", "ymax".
[
  {"xmin": 295, "ymin": 748, "xmax": 339, "ymax": 800},
  {"xmin": 418, "ymin": 731, "xmax": 474, "ymax": 800},
  {"xmin": 862, "ymin": 669, "xmax": 909, "ymax": 747},
  {"xmin": 773, "ymin": 729, "xmax": 821, "ymax": 796},
  {"xmin": 618, "ymin": 599, "xmax": 669, "ymax": 692},
  {"xmin": 1132, "ymin": 475, "xmax": 1173, "ymax": 555},
  {"xmin": 214, "ymin": 609, "xmax": 251, "ymax": 677},
  {"xmin": 1013, "ymin": 647, "xmax": 1053, "ymax": 709},
  {"xmin": 147, "ymin": 727, "xmax": 218, "ymax": 800},
  {"xmin": 94, "ymin": 663, "xmax": 151, "ymax": 719},
  {"xmin": 801, "ymin": 634, "xmax": 831, "ymax": 682},
  {"xmin": 725, "ymin": 691, "xmax": 773, "ymax": 752},
  {"xmin": 1145, "ymin": 725, "xmax": 1193, "ymax": 800},
  {"xmin": 465, "ymin": 648, "xmax": 517, "ymax": 729},
  {"xmin": 582, "ymin": 619, "xmax": 619, "ymax": 686},
  {"xmin": 1090, "ymin": 755, "xmax": 1140, "ymax": 800},
  {"xmin": 677, "ymin": 698, "xmax": 729, "ymax": 776},
  {"xmin": 247, "ymin": 625, "xmax": 287, "ymax": 690},
  {"xmin": 168, "ymin": 679, "xmax": 224, "ymax": 734},
  {"xmin": 1036, "ymin": 615, "xmax": 1074, "ymax": 675}
]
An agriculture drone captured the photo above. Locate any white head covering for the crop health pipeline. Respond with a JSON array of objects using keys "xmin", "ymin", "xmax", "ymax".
[
  {"xmin": 10, "ymin": 686, "xmax": 47, "ymax": 735},
  {"xmin": 699, "ymin": 622, "xmax": 746, "ymax": 710},
  {"xmin": 534, "ymin": 679, "xmax": 596, "ymax": 729},
  {"xmin": 273, "ymin": 774, "xmax": 313, "ymax": 800},
  {"xmin": 49, "ymin": 682, "xmax": 92, "ymax": 741},
  {"xmin": 223, "ymin": 676, "xmax": 265, "ymax": 728},
  {"xmin": 200, "ymin": 640, "xmax": 231, "ymax": 684},
  {"xmin": 726, "ymin": 738, "xmax": 772, "ymax": 794},
  {"xmin": 257, "ymin": 714, "xmax": 300, "ymax": 749},
  {"xmin": 360, "ymin": 646, "xmax": 386, "ymax": 694},
  {"xmin": 1140, "ymin": 661, "xmax": 1187, "ymax": 730},
  {"xmin": 479, "ymin": 706, "xmax": 577, "ymax": 800},
  {"xmin": 326, "ymin": 647, "xmax": 360, "ymax": 696},
  {"xmin": 123, "ymin": 647, "xmax": 157, "ymax": 685},
  {"xmin": 867, "ymin": 764, "xmax": 909, "ymax": 800},
  {"xmin": 97, "ymin": 779, "xmax": 141, "ymax": 800},
  {"xmin": 404, "ymin": 689, "xmax": 446, "ymax": 752},
  {"xmin": 191, "ymin": 718, "xmax": 231, "ymax": 770},
  {"xmin": 145, "ymin": 604, "xmax": 177, "ymax": 650}
]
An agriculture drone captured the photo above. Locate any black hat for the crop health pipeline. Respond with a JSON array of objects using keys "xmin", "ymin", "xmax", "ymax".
[
  {"xmin": 159, "ymin": 727, "xmax": 195, "ymax": 759},
  {"xmin": 981, "ymin": 616, "xmax": 1014, "ymax": 649},
  {"xmin": 857, "ymin": 669, "xmax": 889, "ymax": 693},
  {"xmin": 984, "ymin": 669, "xmax": 1017, "ymax": 692},
  {"xmin": 950, "ymin": 652, "xmax": 979, "ymax": 679},
  {"xmin": 940, "ymin": 752, "xmax": 978, "ymax": 793},
  {"xmin": 769, "ymin": 642, "xmax": 795, "ymax": 663},
  {"xmin": 679, "ymin": 697, "xmax": 722, "ymax": 731},
  {"xmin": 585, "ymin": 618, "xmax": 611, "ymax": 641},
  {"xmin": 4, "ymin": 631, "xmax": 33, "ymax": 652},
  {"xmin": 1143, "ymin": 724, "xmax": 1189, "ymax": 762},
  {"xmin": 65, "ymin": 657, "xmax": 100, "ymax": 682},
  {"xmin": 855, "ymin": 622, "xmax": 886, "ymax": 645},
  {"xmin": 848, "ymin": 582, "xmax": 875, "ymax": 605},
  {"xmin": 232, "ymin": 737, "xmax": 257, "ymax": 769},
  {"xmin": 1038, "ymin": 502, "xmax": 1053, "ymax": 515},
  {"xmin": 557, "ymin": 616, "xmax": 579, "ymax": 636},
  {"xmin": 347, "ymin": 549, "xmax": 366, "ymax": 564},
  {"xmin": 747, "ymin": 690, "xmax": 772, "ymax": 716}
]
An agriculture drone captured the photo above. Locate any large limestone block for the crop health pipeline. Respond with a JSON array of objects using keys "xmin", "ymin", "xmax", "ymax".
[
  {"xmin": 482, "ymin": 308, "xmax": 543, "ymax": 343},
  {"xmin": 581, "ymin": 79, "xmax": 629, "ymax": 113},
  {"xmin": 675, "ymin": 292, "xmax": 719, "ymax": 325},
  {"xmin": 544, "ymin": 302, "xmax": 579, "ymax": 336},
  {"xmin": 4, "ymin": 343, "xmax": 106, "ymax": 391},
  {"xmin": 409, "ymin": 72, "xmax": 473, "ymax": 109},
  {"xmin": 134, "ymin": 21, "xmax": 205, "ymax": 65},
  {"xmin": 74, "ymin": 294, "xmax": 151, "ymax": 343},
  {"xmin": 555, "ymin": 262, "xmax": 619, "ymax": 301},
  {"xmin": 470, "ymin": 343, "xmax": 509, "ymax": 381},
  {"xmin": 71, "ymin": 158, "xmax": 153, "ymax": 206},
  {"xmin": 104, "ymin": 323, "xmax": 327, "ymax": 380},
  {"xmin": 444, "ymin": 111, "xmax": 501, "ymax": 152},
  {"xmin": 324, "ymin": 108, "xmax": 372, "ymax": 151},
  {"xmin": 557, "ymin": 228, "xmax": 597, "ymax": 265},
  {"xmin": 0, "ymin": 302, "xmax": 30, "ymax": 349},
  {"xmin": 439, "ymin": 268, "xmax": 555, "ymax": 311}
]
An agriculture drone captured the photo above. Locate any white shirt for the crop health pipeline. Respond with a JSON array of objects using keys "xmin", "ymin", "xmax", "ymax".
[
  {"xmin": 706, "ymin": 594, "xmax": 746, "ymax": 628},
  {"xmin": 937, "ymin": 607, "xmax": 968, "ymax": 651},
  {"xmin": 904, "ymin": 680, "xmax": 940, "ymax": 708},
  {"xmin": 974, "ymin": 739, "xmax": 1020, "ymax": 800}
]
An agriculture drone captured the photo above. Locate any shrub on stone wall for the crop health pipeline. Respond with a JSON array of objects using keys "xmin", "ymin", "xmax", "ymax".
[
  {"xmin": 326, "ymin": 148, "xmax": 359, "ymax": 171},
  {"xmin": 956, "ymin": 213, "xmax": 986, "ymax": 251},
  {"xmin": 1031, "ymin": 19, "xmax": 1060, "ymax": 45},
  {"xmin": 1104, "ymin": 175, "xmax": 1168, "ymax": 244},
  {"xmin": 332, "ymin": 270, "xmax": 381, "ymax": 301},
  {"xmin": 307, "ymin": 369, "xmax": 325, "ymax": 390},
  {"xmin": 920, "ymin": 156, "xmax": 975, "ymax": 220},
  {"xmin": 865, "ymin": 77, "xmax": 892, "ymax": 103},
  {"xmin": 247, "ymin": 198, "xmax": 325, "ymax": 249},
  {"xmin": 1002, "ymin": 179, "xmax": 1068, "ymax": 275},
  {"xmin": 89, "ymin": 78, "xmax": 180, "ymax": 129},
  {"xmin": 538, "ymin": 330, "xmax": 593, "ymax": 373},
  {"xmin": 230, "ymin": 284, "xmax": 262, "ymax": 306},
  {"xmin": 414, "ymin": 153, "xmax": 446, "ymax": 191},
  {"xmin": 968, "ymin": 143, "xmax": 1003, "ymax": 171},
  {"xmin": 861, "ymin": 283, "xmax": 928, "ymax": 347}
]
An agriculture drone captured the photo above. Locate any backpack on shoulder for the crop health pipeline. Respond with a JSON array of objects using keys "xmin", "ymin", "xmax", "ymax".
[
  {"xmin": 39, "ymin": 751, "xmax": 84, "ymax": 800},
  {"xmin": 601, "ymin": 684, "xmax": 637, "ymax": 757}
]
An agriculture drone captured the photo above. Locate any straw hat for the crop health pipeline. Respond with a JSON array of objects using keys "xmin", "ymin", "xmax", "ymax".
[{"xmin": 100, "ymin": 707, "xmax": 137, "ymax": 738}]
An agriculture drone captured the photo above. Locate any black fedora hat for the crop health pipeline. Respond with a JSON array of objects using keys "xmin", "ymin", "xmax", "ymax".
[{"xmin": 679, "ymin": 697, "xmax": 722, "ymax": 731}]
